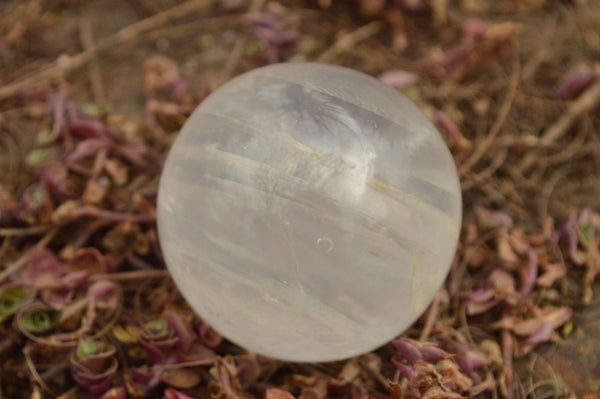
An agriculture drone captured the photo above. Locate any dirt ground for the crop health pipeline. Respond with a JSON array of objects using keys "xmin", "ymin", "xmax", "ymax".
[{"xmin": 0, "ymin": 0, "xmax": 599, "ymax": 398}]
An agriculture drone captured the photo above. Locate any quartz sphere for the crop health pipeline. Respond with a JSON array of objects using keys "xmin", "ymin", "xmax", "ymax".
[{"xmin": 157, "ymin": 63, "xmax": 462, "ymax": 362}]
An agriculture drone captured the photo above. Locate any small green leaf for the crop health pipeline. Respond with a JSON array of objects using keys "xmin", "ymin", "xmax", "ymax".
[
  {"xmin": 0, "ymin": 286, "xmax": 32, "ymax": 322},
  {"xmin": 577, "ymin": 224, "xmax": 595, "ymax": 248},
  {"xmin": 82, "ymin": 103, "xmax": 108, "ymax": 117},
  {"xmin": 561, "ymin": 321, "xmax": 574, "ymax": 338},
  {"xmin": 112, "ymin": 325, "xmax": 139, "ymax": 344},
  {"xmin": 77, "ymin": 338, "xmax": 104, "ymax": 358},
  {"xmin": 143, "ymin": 319, "xmax": 168, "ymax": 337},
  {"xmin": 20, "ymin": 303, "xmax": 61, "ymax": 333},
  {"xmin": 26, "ymin": 149, "xmax": 48, "ymax": 167},
  {"xmin": 161, "ymin": 368, "xmax": 201, "ymax": 389},
  {"xmin": 36, "ymin": 128, "xmax": 54, "ymax": 145}
]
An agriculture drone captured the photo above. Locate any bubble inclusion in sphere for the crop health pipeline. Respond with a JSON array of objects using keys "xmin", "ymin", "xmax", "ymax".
[{"xmin": 157, "ymin": 63, "xmax": 462, "ymax": 362}]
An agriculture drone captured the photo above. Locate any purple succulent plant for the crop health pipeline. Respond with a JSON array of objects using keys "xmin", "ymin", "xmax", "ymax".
[{"xmin": 70, "ymin": 339, "xmax": 118, "ymax": 397}]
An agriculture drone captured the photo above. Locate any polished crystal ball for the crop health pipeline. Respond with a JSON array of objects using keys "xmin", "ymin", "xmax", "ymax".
[{"xmin": 157, "ymin": 63, "xmax": 462, "ymax": 362}]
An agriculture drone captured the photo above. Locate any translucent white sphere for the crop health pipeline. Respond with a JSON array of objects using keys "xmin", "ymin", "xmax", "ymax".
[{"xmin": 157, "ymin": 63, "xmax": 461, "ymax": 362}]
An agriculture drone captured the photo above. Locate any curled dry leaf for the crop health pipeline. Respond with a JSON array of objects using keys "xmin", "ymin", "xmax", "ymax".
[
  {"xmin": 555, "ymin": 63, "xmax": 595, "ymax": 100},
  {"xmin": 467, "ymin": 269, "xmax": 516, "ymax": 315},
  {"xmin": 87, "ymin": 280, "xmax": 121, "ymax": 311},
  {"xmin": 161, "ymin": 368, "xmax": 201, "ymax": 389},
  {"xmin": 67, "ymin": 138, "xmax": 107, "ymax": 163},
  {"xmin": 111, "ymin": 324, "xmax": 139, "ymax": 344},
  {"xmin": 173, "ymin": 342, "xmax": 218, "ymax": 364},
  {"xmin": 338, "ymin": 358, "xmax": 361, "ymax": 384},
  {"xmin": 524, "ymin": 323, "xmax": 554, "ymax": 345},
  {"xmin": 209, "ymin": 355, "xmax": 244, "ymax": 399},
  {"xmin": 443, "ymin": 340, "xmax": 491, "ymax": 376},
  {"xmin": 494, "ymin": 306, "xmax": 572, "ymax": 341},
  {"xmin": 104, "ymin": 158, "xmax": 128, "ymax": 186},
  {"xmin": 70, "ymin": 119, "xmax": 106, "ymax": 139},
  {"xmin": 536, "ymin": 262, "xmax": 567, "ymax": 287},
  {"xmin": 20, "ymin": 247, "xmax": 64, "ymax": 287},
  {"xmin": 519, "ymin": 248, "xmax": 538, "ymax": 298},
  {"xmin": 392, "ymin": 338, "xmax": 423, "ymax": 363},
  {"xmin": 497, "ymin": 230, "xmax": 519, "ymax": 268},
  {"xmin": 67, "ymin": 247, "xmax": 109, "ymax": 274},
  {"xmin": 378, "ymin": 69, "xmax": 420, "ymax": 90},
  {"xmin": 508, "ymin": 228, "xmax": 530, "ymax": 255},
  {"xmin": 83, "ymin": 176, "xmax": 111, "ymax": 204},
  {"xmin": 554, "ymin": 208, "xmax": 594, "ymax": 265},
  {"xmin": 436, "ymin": 359, "xmax": 473, "ymax": 393}
]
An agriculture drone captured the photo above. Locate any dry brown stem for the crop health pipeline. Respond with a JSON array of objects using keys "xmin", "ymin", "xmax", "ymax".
[
  {"xmin": 459, "ymin": 58, "xmax": 520, "ymax": 177},
  {"xmin": 317, "ymin": 21, "xmax": 382, "ymax": 63}
]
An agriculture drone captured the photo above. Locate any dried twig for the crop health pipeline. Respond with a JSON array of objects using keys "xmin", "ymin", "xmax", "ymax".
[
  {"xmin": 462, "ymin": 149, "xmax": 507, "ymax": 191},
  {"xmin": 146, "ymin": 14, "xmax": 247, "ymax": 41},
  {"xmin": 459, "ymin": 58, "xmax": 520, "ymax": 176},
  {"xmin": 537, "ymin": 166, "xmax": 569, "ymax": 224},
  {"xmin": 160, "ymin": 359, "xmax": 217, "ymax": 369},
  {"xmin": 78, "ymin": 18, "xmax": 104, "ymax": 104},
  {"xmin": 222, "ymin": 0, "xmax": 266, "ymax": 77},
  {"xmin": 317, "ymin": 21, "xmax": 382, "ymax": 63},
  {"xmin": 418, "ymin": 290, "xmax": 442, "ymax": 342},
  {"xmin": 23, "ymin": 344, "xmax": 56, "ymax": 397},
  {"xmin": 419, "ymin": 290, "xmax": 442, "ymax": 342},
  {"xmin": 89, "ymin": 269, "xmax": 169, "ymax": 282},
  {"xmin": 0, "ymin": 225, "xmax": 53, "ymax": 237}
]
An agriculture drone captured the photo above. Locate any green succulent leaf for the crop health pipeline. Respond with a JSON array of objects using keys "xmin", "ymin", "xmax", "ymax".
[
  {"xmin": 20, "ymin": 303, "xmax": 61, "ymax": 333},
  {"xmin": 77, "ymin": 338, "xmax": 104, "ymax": 358},
  {"xmin": 577, "ymin": 224, "xmax": 595, "ymax": 248},
  {"xmin": 0, "ymin": 286, "xmax": 32, "ymax": 322},
  {"xmin": 26, "ymin": 148, "xmax": 49, "ymax": 167},
  {"xmin": 143, "ymin": 319, "xmax": 169, "ymax": 337}
]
